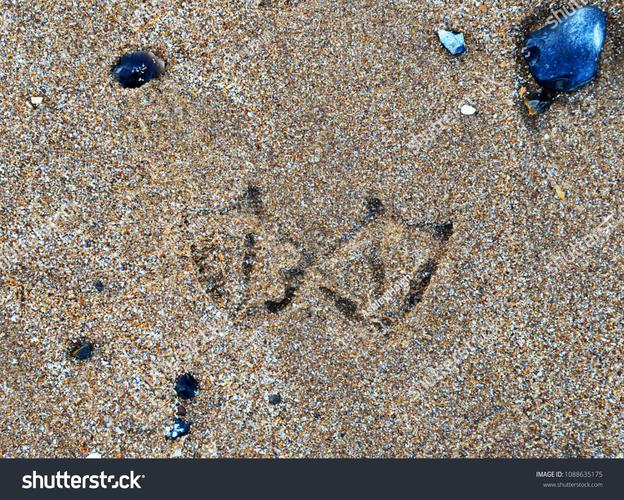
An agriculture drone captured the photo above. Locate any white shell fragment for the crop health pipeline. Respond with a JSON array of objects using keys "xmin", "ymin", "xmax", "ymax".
[{"xmin": 437, "ymin": 29, "xmax": 466, "ymax": 55}]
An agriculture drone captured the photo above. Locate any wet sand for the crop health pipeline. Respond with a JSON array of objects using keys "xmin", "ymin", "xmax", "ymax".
[{"xmin": 0, "ymin": 0, "xmax": 622, "ymax": 457}]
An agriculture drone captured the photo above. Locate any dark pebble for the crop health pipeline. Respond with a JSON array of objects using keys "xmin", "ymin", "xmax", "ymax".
[
  {"xmin": 523, "ymin": 6, "xmax": 606, "ymax": 92},
  {"xmin": 94, "ymin": 280, "xmax": 104, "ymax": 292},
  {"xmin": 268, "ymin": 393, "xmax": 282, "ymax": 405},
  {"xmin": 165, "ymin": 418, "xmax": 190, "ymax": 440},
  {"xmin": 112, "ymin": 51, "xmax": 165, "ymax": 89},
  {"xmin": 70, "ymin": 339, "xmax": 93, "ymax": 360},
  {"xmin": 524, "ymin": 88, "xmax": 555, "ymax": 115},
  {"xmin": 175, "ymin": 373, "xmax": 198, "ymax": 400},
  {"xmin": 176, "ymin": 405, "xmax": 187, "ymax": 417}
]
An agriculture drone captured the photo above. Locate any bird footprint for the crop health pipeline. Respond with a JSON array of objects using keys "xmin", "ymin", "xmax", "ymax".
[{"xmin": 190, "ymin": 185, "xmax": 308, "ymax": 315}]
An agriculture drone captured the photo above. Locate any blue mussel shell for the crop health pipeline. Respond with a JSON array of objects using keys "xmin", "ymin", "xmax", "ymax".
[{"xmin": 523, "ymin": 6, "xmax": 606, "ymax": 92}]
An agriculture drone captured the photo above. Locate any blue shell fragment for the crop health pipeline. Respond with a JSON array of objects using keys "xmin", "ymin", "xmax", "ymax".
[
  {"xmin": 165, "ymin": 418, "xmax": 190, "ymax": 440},
  {"xmin": 71, "ymin": 339, "xmax": 93, "ymax": 360},
  {"xmin": 523, "ymin": 6, "xmax": 606, "ymax": 92},
  {"xmin": 437, "ymin": 29, "xmax": 465, "ymax": 55},
  {"xmin": 174, "ymin": 373, "xmax": 198, "ymax": 400},
  {"xmin": 112, "ymin": 51, "xmax": 165, "ymax": 89}
]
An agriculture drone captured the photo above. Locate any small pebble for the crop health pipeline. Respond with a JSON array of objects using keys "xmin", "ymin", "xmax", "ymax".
[
  {"xmin": 437, "ymin": 29, "xmax": 466, "ymax": 55},
  {"xmin": 165, "ymin": 418, "xmax": 190, "ymax": 440},
  {"xmin": 176, "ymin": 404, "xmax": 187, "ymax": 417},
  {"xmin": 523, "ymin": 89, "xmax": 555, "ymax": 116},
  {"xmin": 70, "ymin": 339, "xmax": 93, "ymax": 360},
  {"xmin": 112, "ymin": 51, "xmax": 165, "ymax": 89},
  {"xmin": 523, "ymin": 6, "xmax": 606, "ymax": 92},
  {"xmin": 175, "ymin": 373, "xmax": 198, "ymax": 400},
  {"xmin": 86, "ymin": 452, "xmax": 101, "ymax": 459},
  {"xmin": 268, "ymin": 393, "xmax": 282, "ymax": 405},
  {"xmin": 460, "ymin": 104, "xmax": 476, "ymax": 116},
  {"xmin": 94, "ymin": 280, "xmax": 104, "ymax": 292},
  {"xmin": 30, "ymin": 96, "xmax": 43, "ymax": 105}
]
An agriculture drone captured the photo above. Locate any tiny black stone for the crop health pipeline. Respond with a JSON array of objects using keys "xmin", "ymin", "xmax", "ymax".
[
  {"xmin": 112, "ymin": 51, "xmax": 165, "ymax": 89},
  {"xmin": 94, "ymin": 280, "xmax": 104, "ymax": 292},
  {"xmin": 244, "ymin": 233, "xmax": 256, "ymax": 247},
  {"xmin": 364, "ymin": 197, "xmax": 384, "ymax": 220},
  {"xmin": 268, "ymin": 393, "xmax": 282, "ymax": 405},
  {"xmin": 70, "ymin": 339, "xmax": 93, "ymax": 360},
  {"xmin": 175, "ymin": 373, "xmax": 198, "ymax": 400}
]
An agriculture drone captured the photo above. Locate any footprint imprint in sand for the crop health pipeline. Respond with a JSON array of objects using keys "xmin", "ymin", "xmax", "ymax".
[
  {"xmin": 191, "ymin": 190, "xmax": 452, "ymax": 326},
  {"xmin": 309, "ymin": 199, "xmax": 452, "ymax": 329},
  {"xmin": 190, "ymin": 186, "xmax": 310, "ymax": 315}
]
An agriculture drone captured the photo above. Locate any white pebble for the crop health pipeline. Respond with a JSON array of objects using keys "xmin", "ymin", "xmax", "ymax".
[
  {"xmin": 460, "ymin": 104, "xmax": 476, "ymax": 116},
  {"xmin": 30, "ymin": 96, "xmax": 44, "ymax": 105},
  {"xmin": 86, "ymin": 452, "xmax": 101, "ymax": 459}
]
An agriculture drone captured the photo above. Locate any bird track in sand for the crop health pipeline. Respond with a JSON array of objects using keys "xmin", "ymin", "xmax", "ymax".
[{"xmin": 190, "ymin": 186, "xmax": 453, "ymax": 330}]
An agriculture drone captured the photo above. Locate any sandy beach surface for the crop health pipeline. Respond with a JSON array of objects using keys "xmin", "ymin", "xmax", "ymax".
[{"xmin": 0, "ymin": 0, "xmax": 622, "ymax": 457}]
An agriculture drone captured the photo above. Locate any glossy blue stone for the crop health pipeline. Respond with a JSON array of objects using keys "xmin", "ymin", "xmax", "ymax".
[
  {"xmin": 437, "ymin": 29, "xmax": 465, "ymax": 55},
  {"xmin": 112, "ymin": 51, "xmax": 164, "ymax": 89},
  {"xmin": 523, "ymin": 6, "xmax": 606, "ymax": 92},
  {"xmin": 174, "ymin": 373, "xmax": 198, "ymax": 400}
]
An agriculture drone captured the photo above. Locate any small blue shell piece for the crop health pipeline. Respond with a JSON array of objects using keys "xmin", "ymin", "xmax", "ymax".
[
  {"xmin": 166, "ymin": 418, "xmax": 191, "ymax": 440},
  {"xmin": 112, "ymin": 51, "xmax": 165, "ymax": 89},
  {"xmin": 523, "ymin": 6, "xmax": 606, "ymax": 92},
  {"xmin": 71, "ymin": 340, "xmax": 93, "ymax": 360},
  {"xmin": 437, "ymin": 29, "xmax": 466, "ymax": 55}
]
